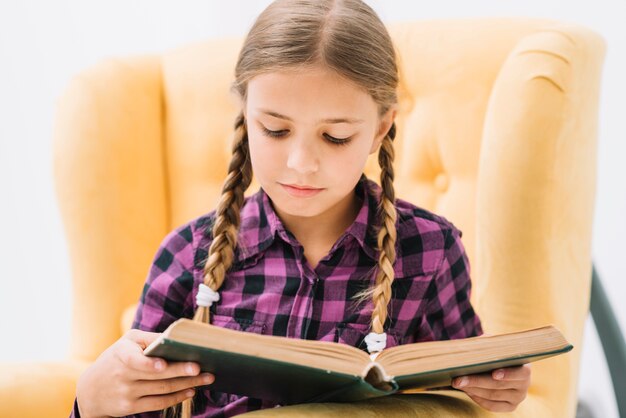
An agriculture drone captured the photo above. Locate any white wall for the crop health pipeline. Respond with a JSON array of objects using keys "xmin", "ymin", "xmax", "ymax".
[{"xmin": 0, "ymin": 1, "xmax": 623, "ymax": 417}]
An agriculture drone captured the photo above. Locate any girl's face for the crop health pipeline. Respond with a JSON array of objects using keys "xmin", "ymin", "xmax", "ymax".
[{"xmin": 245, "ymin": 65, "xmax": 394, "ymax": 219}]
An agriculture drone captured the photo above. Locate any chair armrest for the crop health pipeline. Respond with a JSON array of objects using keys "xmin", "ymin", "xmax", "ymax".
[
  {"xmin": 0, "ymin": 360, "xmax": 90, "ymax": 418},
  {"xmin": 53, "ymin": 55, "xmax": 169, "ymax": 361},
  {"xmin": 475, "ymin": 23, "xmax": 606, "ymax": 418}
]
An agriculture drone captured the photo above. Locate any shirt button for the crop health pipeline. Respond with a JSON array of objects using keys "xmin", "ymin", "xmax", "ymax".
[{"xmin": 434, "ymin": 173, "xmax": 449, "ymax": 192}]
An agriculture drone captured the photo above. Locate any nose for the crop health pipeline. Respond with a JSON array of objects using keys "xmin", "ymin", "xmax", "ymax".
[{"xmin": 286, "ymin": 135, "xmax": 320, "ymax": 175}]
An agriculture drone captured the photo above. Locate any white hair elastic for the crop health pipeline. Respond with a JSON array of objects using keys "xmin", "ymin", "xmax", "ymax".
[
  {"xmin": 195, "ymin": 283, "xmax": 220, "ymax": 307},
  {"xmin": 364, "ymin": 332, "xmax": 387, "ymax": 354}
]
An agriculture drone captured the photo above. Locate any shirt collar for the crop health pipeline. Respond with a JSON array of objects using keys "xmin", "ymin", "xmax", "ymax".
[{"xmin": 234, "ymin": 174, "xmax": 380, "ymax": 264}]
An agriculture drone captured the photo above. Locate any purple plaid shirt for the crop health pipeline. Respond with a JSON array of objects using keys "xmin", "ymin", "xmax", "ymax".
[{"xmin": 71, "ymin": 174, "xmax": 482, "ymax": 417}]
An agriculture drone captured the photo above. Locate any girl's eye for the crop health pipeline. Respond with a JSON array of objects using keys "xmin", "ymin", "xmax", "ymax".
[
  {"xmin": 260, "ymin": 126, "xmax": 351, "ymax": 146},
  {"xmin": 261, "ymin": 127, "xmax": 288, "ymax": 138},
  {"xmin": 323, "ymin": 133, "xmax": 351, "ymax": 146}
]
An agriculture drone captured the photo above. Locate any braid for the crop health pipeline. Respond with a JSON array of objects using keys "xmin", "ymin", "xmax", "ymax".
[
  {"xmin": 193, "ymin": 112, "xmax": 252, "ymax": 323},
  {"xmin": 352, "ymin": 123, "xmax": 397, "ymax": 339},
  {"xmin": 370, "ymin": 124, "xmax": 397, "ymax": 334},
  {"xmin": 168, "ymin": 112, "xmax": 252, "ymax": 418}
]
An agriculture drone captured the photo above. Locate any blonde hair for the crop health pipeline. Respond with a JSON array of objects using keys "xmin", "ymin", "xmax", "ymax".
[{"xmin": 172, "ymin": 0, "xmax": 399, "ymax": 416}]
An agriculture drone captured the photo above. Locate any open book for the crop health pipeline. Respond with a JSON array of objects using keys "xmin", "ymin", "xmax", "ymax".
[{"xmin": 144, "ymin": 319, "xmax": 572, "ymax": 405}]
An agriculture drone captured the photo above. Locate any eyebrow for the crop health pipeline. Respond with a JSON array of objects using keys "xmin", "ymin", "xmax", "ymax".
[{"xmin": 258, "ymin": 109, "xmax": 364, "ymax": 124}]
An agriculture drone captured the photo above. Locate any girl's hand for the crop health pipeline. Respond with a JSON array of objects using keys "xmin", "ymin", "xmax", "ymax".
[
  {"xmin": 452, "ymin": 364, "xmax": 531, "ymax": 412},
  {"xmin": 76, "ymin": 329, "xmax": 215, "ymax": 418}
]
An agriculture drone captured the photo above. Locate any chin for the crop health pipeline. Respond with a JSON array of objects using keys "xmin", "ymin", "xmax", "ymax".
[
  {"xmin": 278, "ymin": 205, "xmax": 324, "ymax": 218},
  {"xmin": 272, "ymin": 196, "xmax": 327, "ymax": 217}
]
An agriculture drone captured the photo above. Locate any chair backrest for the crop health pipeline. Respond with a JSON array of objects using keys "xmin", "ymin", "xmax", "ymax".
[{"xmin": 53, "ymin": 18, "xmax": 605, "ymax": 417}]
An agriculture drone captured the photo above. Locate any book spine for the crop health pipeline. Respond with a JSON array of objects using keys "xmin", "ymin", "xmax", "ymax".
[{"xmin": 305, "ymin": 378, "xmax": 399, "ymax": 403}]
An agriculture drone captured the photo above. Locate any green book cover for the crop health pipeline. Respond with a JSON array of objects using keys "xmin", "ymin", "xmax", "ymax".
[
  {"xmin": 145, "ymin": 339, "xmax": 394, "ymax": 405},
  {"xmin": 143, "ymin": 319, "xmax": 573, "ymax": 405}
]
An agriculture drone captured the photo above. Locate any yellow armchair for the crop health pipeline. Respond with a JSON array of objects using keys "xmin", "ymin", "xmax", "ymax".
[{"xmin": 0, "ymin": 18, "xmax": 605, "ymax": 418}]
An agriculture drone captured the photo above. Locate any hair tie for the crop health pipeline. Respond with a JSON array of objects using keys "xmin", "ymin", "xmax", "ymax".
[
  {"xmin": 196, "ymin": 283, "xmax": 220, "ymax": 307},
  {"xmin": 386, "ymin": 122, "xmax": 396, "ymax": 141},
  {"xmin": 364, "ymin": 332, "xmax": 387, "ymax": 353}
]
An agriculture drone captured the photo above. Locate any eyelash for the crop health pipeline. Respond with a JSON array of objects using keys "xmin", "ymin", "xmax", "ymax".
[{"xmin": 260, "ymin": 127, "xmax": 351, "ymax": 146}]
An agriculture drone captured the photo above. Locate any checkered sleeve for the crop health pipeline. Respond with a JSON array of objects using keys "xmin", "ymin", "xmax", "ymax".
[
  {"xmin": 421, "ymin": 227, "xmax": 483, "ymax": 341},
  {"xmin": 131, "ymin": 223, "xmax": 198, "ymax": 333}
]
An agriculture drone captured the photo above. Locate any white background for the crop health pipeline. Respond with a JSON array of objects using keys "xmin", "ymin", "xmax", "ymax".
[{"xmin": 0, "ymin": 1, "xmax": 624, "ymax": 417}]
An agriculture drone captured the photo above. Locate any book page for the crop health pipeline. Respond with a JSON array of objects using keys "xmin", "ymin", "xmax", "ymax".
[
  {"xmin": 153, "ymin": 318, "xmax": 374, "ymax": 376},
  {"xmin": 374, "ymin": 326, "xmax": 571, "ymax": 378}
]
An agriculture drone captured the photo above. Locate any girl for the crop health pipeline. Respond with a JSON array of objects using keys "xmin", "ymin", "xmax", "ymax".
[{"xmin": 72, "ymin": 0, "xmax": 531, "ymax": 417}]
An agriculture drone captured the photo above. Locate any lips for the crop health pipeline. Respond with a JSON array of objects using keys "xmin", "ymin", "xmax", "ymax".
[
  {"xmin": 284, "ymin": 184, "xmax": 322, "ymax": 190},
  {"xmin": 280, "ymin": 183, "xmax": 324, "ymax": 198}
]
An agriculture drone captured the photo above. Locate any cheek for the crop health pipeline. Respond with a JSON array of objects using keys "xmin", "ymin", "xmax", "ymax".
[
  {"xmin": 334, "ymin": 142, "xmax": 372, "ymax": 174},
  {"xmin": 248, "ymin": 133, "xmax": 282, "ymax": 176}
]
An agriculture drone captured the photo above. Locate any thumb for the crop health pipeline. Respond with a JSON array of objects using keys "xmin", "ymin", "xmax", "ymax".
[{"xmin": 124, "ymin": 328, "xmax": 162, "ymax": 350}]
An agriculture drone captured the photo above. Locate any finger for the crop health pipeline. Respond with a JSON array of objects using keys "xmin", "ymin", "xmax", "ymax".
[
  {"xmin": 491, "ymin": 364, "xmax": 532, "ymax": 382},
  {"xmin": 136, "ymin": 373, "xmax": 215, "ymax": 397},
  {"xmin": 460, "ymin": 386, "xmax": 526, "ymax": 405},
  {"xmin": 132, "ymin": 360, "xmax": 205, "ymax": 381},
  {"xmin": 452, "ymin": 373, "xmax": 519, "ymax": 390},
  {"xmin": 465, "ymin": 392, "xmax": 517, "ymax": 413},
  {"xmin": 124, "ymin": 328, "xmax": 163, "ymax": 349},
  {"xmin": 116, "ymin": 334, "xmax": 203, "ymax": 379},
  {"xmin": 115, "ymin": 338, "xmax": 172, "ymax": 374},
  {"xmin": 134, "ymin": 387, "xmax": 197, "ymax": 413}
]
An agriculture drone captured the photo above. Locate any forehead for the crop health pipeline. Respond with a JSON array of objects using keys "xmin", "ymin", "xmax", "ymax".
[{"xmin": 246, "ymin": 66, "xmax": 378, "ymax": 121}]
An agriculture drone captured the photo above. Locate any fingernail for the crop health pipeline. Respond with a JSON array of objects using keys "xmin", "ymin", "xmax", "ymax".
[
  {"xmin": 154, "ymin": 360, "xmax": 164, "ymax": 371},
  {"xmin": 202, "ymin": 373, "xmax": 213, "ymax": 384},
  {"xmin": 186, "ymin": 363, "xmax": 197, "ymax": 375},
  {"xmin": 454, "ymin": 377, "xmax": 468, "ymax": 388},
  {"xmin": 185, "ymin": 389, "xmax": 195, "ymax": 398},
  {"xmin": 494, "ymin": 370, "xmax": 505, "ymax": 380}
]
